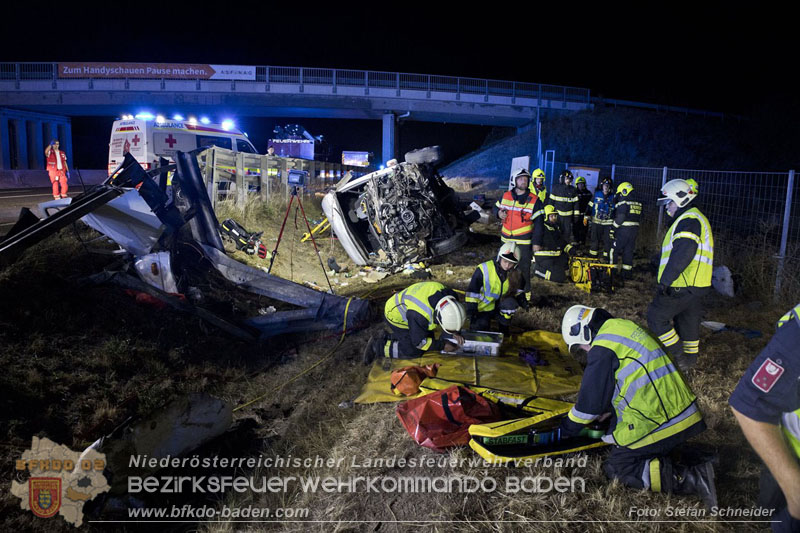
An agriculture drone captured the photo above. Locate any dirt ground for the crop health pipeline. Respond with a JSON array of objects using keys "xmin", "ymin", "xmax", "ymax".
[{"xmin": 0, "ymin": 190, "xmax": 793, "ymax": 532}]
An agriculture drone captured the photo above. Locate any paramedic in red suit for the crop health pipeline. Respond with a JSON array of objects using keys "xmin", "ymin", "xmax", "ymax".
[{"xmin": 45, "ymin": 139, "xmax": 69, "ymax": 199}]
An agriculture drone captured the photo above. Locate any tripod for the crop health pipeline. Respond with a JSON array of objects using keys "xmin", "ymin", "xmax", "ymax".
[{"xmin": 268, "ymin": 186, "xmax": 333, "ymax": 292}]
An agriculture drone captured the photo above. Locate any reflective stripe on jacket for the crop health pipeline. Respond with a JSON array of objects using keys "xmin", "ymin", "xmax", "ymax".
[
  {"xmin": 592, "ymin": 319, "xmax": 702, "ymax": 449},
  {"xmin": 496, "ymin": 190, "xmax": 541, "ymax": 244},
  {"xmin": 384, "ymin": 281, "xmax": 445, "ymax": 330},
  {"xmin": 782, "ymin": 409, "xmax": 800, "ymax": 458},
  {"xmin": 465, "ymin": 261, "xmax": 508, "ymax": 313},
  {"xmin": 658, "ymin": 207, "xmax": 714, "ymax": 287}
]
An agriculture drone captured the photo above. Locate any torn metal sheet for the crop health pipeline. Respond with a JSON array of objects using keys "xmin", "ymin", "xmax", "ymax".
[
  {"xmin": 201, "ymin": 244, "xmax": 370, "ymax": 336},
  {"xmin": 88, "ymin": 271, "xmax": 257, "ymax": 341},
  {"xmin": 0, "ymin": 186, "xmax": 124, "ymax": 267},
  {"xmin": 81, "ymin": 189, "xmax": 165, "ymax": 257},
  {"xmin": 134, "ymin": 252, "xmax": 178, "ymax": 293}
]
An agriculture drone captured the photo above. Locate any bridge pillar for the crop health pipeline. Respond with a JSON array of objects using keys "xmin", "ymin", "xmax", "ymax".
[
  {"xmin": 31, "ymin": 120, "xmax": 44, "ymax": 169},
  {"xmin": 381, "ymin": 113, "xmax": 396, "ymax": 165},
  {"xmin": 0, "ymin": 115, "xmax": 9, "ymax": 170},
  {"xmin": 15, "ymin": 119, "xmax": 28, "ymax": 171}
]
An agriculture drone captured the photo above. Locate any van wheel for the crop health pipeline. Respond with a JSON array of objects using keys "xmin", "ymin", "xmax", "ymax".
[
  {"xmin": 431, "ymin": 231, "xmax": 468, "ymax": 256},
  {"xmin": 405, "ymin": 146, "xmax": 443, "ymax": 166}
]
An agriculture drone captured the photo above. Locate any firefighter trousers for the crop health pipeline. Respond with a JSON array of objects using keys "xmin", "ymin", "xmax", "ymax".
[
  {"xmin": 610, "ymin": 226, "xmax": 639, "ymax": 275},
  {"xmin": 646, "ymin": 286, "xmax": 710, "ymax": 358},
  {"xmin": 383, "ymin": 321, "xmax": 427, "ymax": 359},
  {"xmin": 603, "ymin": 418, "xmax": 706, "ymax": 492},
  {"xmin": 558, "ymin": 217, "xmax": 574, "ymax": 244},
  {"xmin": 589, "ymin": 222, "xmax": 612, "ymax": 258},
  {"xmin": 48, "ymin": 170, "xmax": 68, "ymax": 199},
  {"xmin": 533, "ymin": 255, "xmax": 568, "ymax": 282}
]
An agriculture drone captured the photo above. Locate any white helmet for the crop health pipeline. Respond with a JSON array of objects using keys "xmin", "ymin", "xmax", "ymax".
[
  {"xmin": 561, "ymin": 305, "xmax": 597, "ymax": 349},
  {"xmin": 497, "ymin": 242, "xmax": 520, "ymax": 265},
  {"xmin": 435, "ymin": 295, "xmax": 466, "ymax": 334},
  {"xmin": 512, "ymin": 168, "xmax": 531, "ymax": 186},
  {"xmin": 657, "ymin": 179, "xmax": 696, "ymax": 208}
]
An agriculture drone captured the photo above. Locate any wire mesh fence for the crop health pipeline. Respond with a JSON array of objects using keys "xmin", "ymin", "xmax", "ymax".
[{"xmin": 559, "ymin": 162, "xmax": 799, "ymax": 301}]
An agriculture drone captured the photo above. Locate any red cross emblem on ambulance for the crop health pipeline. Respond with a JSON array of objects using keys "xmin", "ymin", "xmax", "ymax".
[
  {"xmin": 131, "ymin": 135, "xmax": 140, "ymax": 146},
  {"xmin": 165, "ymin": 134, "xmax": 177, "ymax": 148}
]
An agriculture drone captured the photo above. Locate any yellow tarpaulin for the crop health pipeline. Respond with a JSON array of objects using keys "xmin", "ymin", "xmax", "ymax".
[{"xmin": 355, "ymin": 330, "xmax": 583, "ymax": 404}]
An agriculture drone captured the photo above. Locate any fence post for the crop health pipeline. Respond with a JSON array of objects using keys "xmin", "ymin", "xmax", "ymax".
[
  {"xmin": 775, "ymin": 169, "xmax": 795, "ymax": 298},
  {"xmin": 260, "ymin": 155, "xmax": 268, "ymax": 203},
  {"xmin": 658, "ymin": 167, "xmax": 668, "ymax": 232}
]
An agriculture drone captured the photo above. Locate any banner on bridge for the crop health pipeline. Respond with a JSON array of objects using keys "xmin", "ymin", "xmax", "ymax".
[{"xmin": 57, "ymin": 63, "xmax": 256, "ymax": 80}]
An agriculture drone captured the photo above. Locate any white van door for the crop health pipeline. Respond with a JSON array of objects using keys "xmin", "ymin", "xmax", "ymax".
[{"xmin": 152, "ymin": 131, "xmax": 197, "ymax": 160}]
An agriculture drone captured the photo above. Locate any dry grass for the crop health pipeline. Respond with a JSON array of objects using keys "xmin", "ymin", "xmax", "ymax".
[{"xmin": 0, "ymin": 196, "xmax": 790, "ymax": 532}]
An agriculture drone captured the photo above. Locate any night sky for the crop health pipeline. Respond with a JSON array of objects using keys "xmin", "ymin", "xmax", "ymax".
[{"xmin": 2, "ymin": 5, "xmax": 795, "ymax": 168}]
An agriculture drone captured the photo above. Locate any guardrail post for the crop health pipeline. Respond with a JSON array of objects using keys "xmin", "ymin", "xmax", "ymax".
[
  {"xmin": 456, "ymin": 78, "xmax": 460, "ymax": 101},
  {"xmin": 658, "ymin": 167, "xmax": 668, "ymax": 232},
  {"xmin": 775, "ymin": 169, "xmax": 795, "ymax": 298},
  {"xmin": 364, "ymin": 71, "xmax": 368, "ymax": 96},
  {"xmin": 332, "ymin": 69, "xmax": 337, "ymax": 94},
  {"xmin": 236, "ymin": 152, "xmax": 245, "ymax": 211},
  {"xmin": 396, "ymin": 73, "xmax": 400, "ymax": 97}
]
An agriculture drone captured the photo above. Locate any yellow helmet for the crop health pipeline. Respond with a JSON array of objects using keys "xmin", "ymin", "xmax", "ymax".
[
  {"xmin": 532, "ymin": 168, "xmax": 546, "ymax": 180},
  {"xmin": 575, "ymin": 176, "xmax": 586, "ymax": 185},
  {"xmin": 544, "ymin": 205, "xmax": 557, "ymax": 217},
  {"xmin": 616, "ymin": 182, "xmax": 634, "ymax": 196}
]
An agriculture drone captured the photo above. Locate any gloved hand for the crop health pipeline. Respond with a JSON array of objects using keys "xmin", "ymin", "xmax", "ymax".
[
  {"xmin": 609, "ymin": 228, "xmax": 615, "ymax": 241},
  {"xmin": 583, "ymin": 217, "xmax": 589, "ymax": 227},
  {"xmin": 656, "ymin": 283, "xmax": 672, "ymax": 296},
  {"xmin": 516, "ymin": 293, "xmax": 531, "ymax": 310}
]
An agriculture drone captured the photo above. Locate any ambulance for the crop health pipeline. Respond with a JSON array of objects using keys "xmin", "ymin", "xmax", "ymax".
[{"xmin": 108, "ymin": 115, "xmax": 258, "ymax": 175}]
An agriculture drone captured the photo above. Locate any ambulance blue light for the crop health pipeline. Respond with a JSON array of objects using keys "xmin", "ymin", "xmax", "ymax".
[
  {"xmin": 173, "ymin": 114, "xmax": 184, "ymax": 121},
  {"xmin": 221, "ymin": 119, "xmax": 235, "ymax": 131},
  {"xmin": 135, "ymin": 112, "xmax": 155, "ymax": 121},
  {"xmin": 155, "ymin": 115, "xmax": 166, "ymax": 124},
  {"xmin": 188, "ymin": 117, "xmax": 197, "ymax": 125},
  {"xmin": 200, "ymin": 117, "xmax": 211, "ymax": 125}
]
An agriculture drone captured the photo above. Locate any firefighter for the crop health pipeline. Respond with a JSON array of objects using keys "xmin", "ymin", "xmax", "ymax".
[
  {"xmin": 363, "ymin": 281, "xmax": 466, "ymax": 364},
  {"xmin": 609, "ymin": 182, "xmax": 642, "ymax": 279},
  {"xmin": 529, "ymin": 168, "xmax": 548, "ymax": 203},
  {"xmin": 574, "ymin": 176, "xmax": 593, "ymax": 244},
  {"xmin": 559, "ymin": 305, "xmax": 716, "ymax": 506},
  {"xmin": 729, "ymin": 304, "xmax": 800, "ymax": 532},
  {"xmin": 45, "ymin": 139, "xmax": 69, "ymax": 200},
  {"xmin": 465, "ymin": 243, "xmax": 526, "ymax": 332},
  {"xmin": 532, "ymin": 205, "xmax": 573, "ymax": 282},
  {"xmin": 493, "ymin": 168, "xmax": 543, "ymax": 296},
  {"xmin": 646, "ymin": 179, "xmax": 713, "ymax": 372},
  {"xmin": 549, "ymin": 170, "xmax": 579, "ymax": 244},
  {"xmin": 585, "ymin": 177, "xmax": 615, "ymax": 259}
]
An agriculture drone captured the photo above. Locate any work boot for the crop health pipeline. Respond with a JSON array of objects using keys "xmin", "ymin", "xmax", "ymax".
[
  {"xmin": 362, "ymin": 334, "xmax": 385, "ymax": 365},
  {"xmin": 675, "ymin": 353, "xmax": 698, "ymax": 373},
  {"xmin": 672, "ymin": 461, "xmax": 718, "ymax": 509}
]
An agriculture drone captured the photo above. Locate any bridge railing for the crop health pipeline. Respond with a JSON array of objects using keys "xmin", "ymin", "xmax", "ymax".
[{"xmin": 0, "ymin": 62, "xmax": 592, "ymax": 105}]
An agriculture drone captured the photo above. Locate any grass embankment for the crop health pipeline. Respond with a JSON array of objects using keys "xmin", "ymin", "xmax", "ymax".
[{"xmin": 0, "ymin": 191, "xmax": 789, "ymax": 532}]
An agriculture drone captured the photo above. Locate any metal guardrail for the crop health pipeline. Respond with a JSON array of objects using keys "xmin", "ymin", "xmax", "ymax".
[{"xmin": 0, "ymin": 62, "xmax": 592, "ymax": 105}]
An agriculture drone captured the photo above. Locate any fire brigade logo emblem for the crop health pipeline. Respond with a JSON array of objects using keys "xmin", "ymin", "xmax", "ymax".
[
  {"xmin": 29, "ymin": 478, "xmax": 61, "ymax": 518},
  {"xmin": 752, "ymin": 357, "xmax": 784, "ymax": 393}
]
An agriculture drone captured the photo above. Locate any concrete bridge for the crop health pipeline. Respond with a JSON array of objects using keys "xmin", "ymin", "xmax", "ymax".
[{"xmin": 0, "ymin": 62, "xmax": 592, "ymax": 170}]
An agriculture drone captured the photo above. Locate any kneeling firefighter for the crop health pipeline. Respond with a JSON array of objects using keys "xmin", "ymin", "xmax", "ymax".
[
  {"xmin": 559, "ymin": 305, "xmax": 717, "ymax": 507},
  {"xmin": 465, "ymin": 243, "xmax": 526, "ymax": 333},
  {"xmin": 533, "ymin": 205, "xmax": 573, "ymax": 282},
  {"xmin": 363, "ymin": 282, "xmax": 466, "ymax": 364}
]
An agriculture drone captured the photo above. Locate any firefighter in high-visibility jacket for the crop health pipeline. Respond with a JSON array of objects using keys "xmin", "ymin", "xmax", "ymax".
[
  {"xmin": 533, "ymin": 205, "xmax": 573, "ymax": 282},
  {"xmin": 609, "ymin": 182, "xmax": 642, "ymax": 279},
  {"xmin": 528, "ymin": 167, "xmax": 548, "ymax": 203},
  {"xmin": 730, "ymin": 304, "xmax": 800, "ymax": 533},
  {"xmin": 362, "ymin": 282, "xmax": 466, "ymax": 364},
  {"xmin": 574, "ymin": 176, "xmax": 593, "ymax": 244},
  {"xmin": 559, "ymin": 305, "xmax": 716, "ymax": 507},
  {"xmin": 493, "ymin": 168, "xmax": 543, "ymax": 295},
  {"xmin": 646, "ymin": 179, "xmax": 713, "ymax": 372},
  {"xmin": 585, "ymin": 177, "xmax": 615, "ymax": 259},
  {"xmin": 549, "ymin": 170, "xmax": 579, "ymax": 244},
  {"xmin": 465, "ymin": 243, "xmax": 526, "ymax": 332}
]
